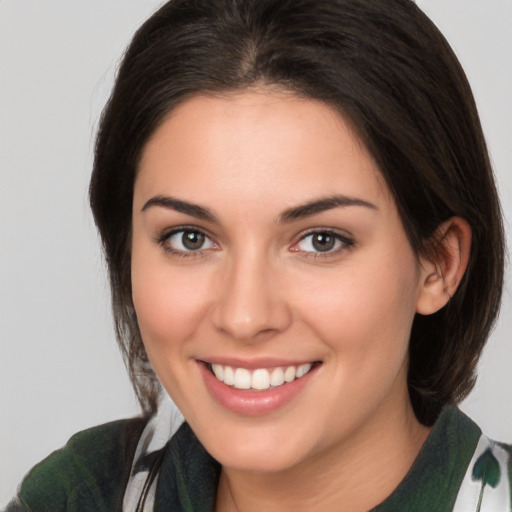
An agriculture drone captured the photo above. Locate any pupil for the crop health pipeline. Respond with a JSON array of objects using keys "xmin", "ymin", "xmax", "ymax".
[
  {"xmin": 312, "ymin": 233, "xmax": 335, "ymax": 252},
  {"xmin": 182, "ymin": 231, "xmax": 204, "ymax": 250}
]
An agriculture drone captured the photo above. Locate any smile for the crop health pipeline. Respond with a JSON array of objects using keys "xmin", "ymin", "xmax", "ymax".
[
  {"xmin": 210, "ymin": 363, "xmax": 314, "ymax": 391},
  {"xmin": 199, "ymin": 360, "xmax": 321, "ymax": 415}
]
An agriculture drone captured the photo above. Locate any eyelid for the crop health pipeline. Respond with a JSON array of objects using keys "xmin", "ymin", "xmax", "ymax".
[
  {"xmin": 290, "ymin": 228, "xmax": 355, "ymax": 256},
  {"xmin": 156, "ymin": 225, "xmax": 219, "ymax": 256},
  {"xmin": 157, "ymin": 224, "xmax": 209, "ymax": 242}
]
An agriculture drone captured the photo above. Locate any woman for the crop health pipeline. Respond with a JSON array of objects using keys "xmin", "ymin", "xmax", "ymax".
[{"xmin": 6, "ymin": 0, "xmax": 510, "ymax": 510}]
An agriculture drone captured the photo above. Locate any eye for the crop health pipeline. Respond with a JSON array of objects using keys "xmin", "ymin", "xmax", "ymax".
[
  {"xmin": 293, "ymin": 230, "xmax": 354, "ymax": 255},
  {"xmin": 159, "ymin": 228, "xmax": 217, "ymax": 255}
]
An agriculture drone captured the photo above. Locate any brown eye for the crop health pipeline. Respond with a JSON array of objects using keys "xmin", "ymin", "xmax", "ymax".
[
  {"xmin": 181, "ymin": 230, "xmax": 205, "ymax": 250},
  {"xmin": 311, "ymin": 233, "xmax": 336, "ymax": 252},
  {"xmin": 295, "ymin": 230, "xmax": 354, "ymax": 256},
  {"xmin": 162, "ymin": 228, "xmax": 217, "ymax": 254}
]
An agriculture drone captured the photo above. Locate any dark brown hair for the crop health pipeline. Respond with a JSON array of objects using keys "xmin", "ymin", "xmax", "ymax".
[{"xmin": 89, "ymin": 0, "xmax": 504, "ymax": 425}]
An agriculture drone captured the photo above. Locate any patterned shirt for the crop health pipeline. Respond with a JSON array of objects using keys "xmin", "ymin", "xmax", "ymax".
[{"xmin": 6, "ymin": 406, "xmax": 511, "ymax": 511}]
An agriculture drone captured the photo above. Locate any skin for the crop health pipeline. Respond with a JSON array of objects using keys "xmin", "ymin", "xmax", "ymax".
[{"xmin": 131, "ymin": 89, "xmax": 469, "ymax": 511}]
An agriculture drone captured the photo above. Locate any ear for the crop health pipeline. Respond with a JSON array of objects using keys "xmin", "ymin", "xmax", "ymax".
[{"xmin": 416, "ymin": 217, "xmax": 472, "ymax": 315}]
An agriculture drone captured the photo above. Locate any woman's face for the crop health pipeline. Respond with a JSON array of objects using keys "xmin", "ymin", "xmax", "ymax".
[{"xmin": 131, "ymin": 90, "xmax": 429, "ymax": 473}]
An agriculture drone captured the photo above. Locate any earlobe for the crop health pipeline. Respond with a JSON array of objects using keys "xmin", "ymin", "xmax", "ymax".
[{"xmin": 416, "ymin": 217, "xmax": 472, "ymax": 315}]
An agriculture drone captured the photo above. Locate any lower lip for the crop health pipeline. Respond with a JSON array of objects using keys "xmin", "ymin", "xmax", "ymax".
[{"xmin": 198, "ymin": 362, "xmax": 319, "ymax": 416}]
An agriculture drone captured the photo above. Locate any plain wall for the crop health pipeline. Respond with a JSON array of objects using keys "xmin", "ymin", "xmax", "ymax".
[{"xmin": 1, "ymin": 0, "xmax": 511, "ymax": 506}]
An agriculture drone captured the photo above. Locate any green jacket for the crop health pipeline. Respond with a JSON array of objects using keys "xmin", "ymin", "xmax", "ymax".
[{"xmin": 6, "ymin": 407, "xmax": 512, "ymax": 511}]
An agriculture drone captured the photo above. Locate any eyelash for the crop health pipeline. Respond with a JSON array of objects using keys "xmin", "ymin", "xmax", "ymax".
[
  {"xmin": 156, "ymin": 226, "xmax": 217, "ymax": 259},
  {"xmin": 292, "ymin": 229, "xmax": 355, "ymax": 259},
  {"xmin": 156, "ymin": 227, "xmax": 355, "ymax": 259}
]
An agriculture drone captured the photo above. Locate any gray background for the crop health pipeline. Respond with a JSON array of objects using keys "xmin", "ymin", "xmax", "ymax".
[{"xmin": 1, "ymin": 0, "xmax": 511, "ymax": 506}]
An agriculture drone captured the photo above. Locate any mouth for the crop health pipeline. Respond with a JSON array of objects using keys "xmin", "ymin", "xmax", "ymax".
[
  {"xmin": 206, "ymin": 361, "xmax": 321, "ymax": 391},
  {"xmin": 199, "ymin": 359, "xmax": 322, "ymax": 415}
]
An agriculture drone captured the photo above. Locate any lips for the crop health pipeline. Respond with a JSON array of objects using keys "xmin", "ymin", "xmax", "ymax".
[{"xmin": 199, "ymin": 359, "xmax": 321, "ymax": 415}]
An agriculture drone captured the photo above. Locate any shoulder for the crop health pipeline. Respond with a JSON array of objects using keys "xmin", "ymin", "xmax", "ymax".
[
  {"xmin": 441, "ymin": 407, "xmax": 512, "ymax": 512},
  {"xmin": 453, "ymin": 431, "xmax": 512, "ymax": 512},
  {"xmin": 375, "ymin": 406, "xmax": 512, "ymax": 512},
  {"xmin": 6, "ymin": 417, "xmax": 147, "ymax": 512}
]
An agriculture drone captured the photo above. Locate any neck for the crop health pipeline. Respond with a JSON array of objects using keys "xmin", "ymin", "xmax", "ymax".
[{"xmin": 215, "ymin": 399, "xmax": 431, "ymax": 512}]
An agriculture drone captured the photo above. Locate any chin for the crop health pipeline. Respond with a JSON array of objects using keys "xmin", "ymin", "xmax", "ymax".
[
  {"xmin": 215, "ymin": 445, "xmax": 306, "ymax": 474},
  {"xmin": 195, "ymin": 418, "xmax": 321, "ymax": 474}
]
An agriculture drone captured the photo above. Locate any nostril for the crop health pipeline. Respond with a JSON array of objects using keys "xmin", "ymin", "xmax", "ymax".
[{"xmin": 211, "ymin": 295, "xmax": 293, "ymax": 342}]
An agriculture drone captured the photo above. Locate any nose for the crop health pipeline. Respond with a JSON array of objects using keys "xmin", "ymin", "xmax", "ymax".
[{"xmin": 211, "ymin": 251, "xmax": 292, "ymax": 342}]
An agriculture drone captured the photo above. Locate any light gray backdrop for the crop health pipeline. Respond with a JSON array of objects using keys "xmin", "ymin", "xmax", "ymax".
[{"xmin": 1, "ymin": 0, "xmax": 511, "ymax": 506}]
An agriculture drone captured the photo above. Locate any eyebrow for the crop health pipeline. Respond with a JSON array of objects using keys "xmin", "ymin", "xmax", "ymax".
[
  {"xmin": 141, "ymin": 193, "xmax": 377, "ymax": 223},
  {"xmin": 278, "ymin": 195, "xmax": 378, "ymax": 222},
  {"xmin": 142, "ymin": 195, "xmax": 217, "ymax": 222}
]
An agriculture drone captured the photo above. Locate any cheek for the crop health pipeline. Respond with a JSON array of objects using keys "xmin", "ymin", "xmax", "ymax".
[
  {"xmin": 131, "ymin": 249, "xmax": 213, "ymax": 352},
  {"xmin": 294, "ymin": 253, "xmax": 420, "ymax": 360}
]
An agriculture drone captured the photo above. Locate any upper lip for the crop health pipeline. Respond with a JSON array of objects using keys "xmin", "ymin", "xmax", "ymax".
[{"xmin": 198, "ymin": 357, "xmax": 320, "ymax": 370}]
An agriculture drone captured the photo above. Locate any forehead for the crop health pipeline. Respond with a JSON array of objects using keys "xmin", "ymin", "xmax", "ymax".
[{"xmin": 135, "ymin": 90, "xmax": 391, "ymax": 212}]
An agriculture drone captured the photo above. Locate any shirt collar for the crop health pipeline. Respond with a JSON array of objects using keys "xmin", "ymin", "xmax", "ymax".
[
  {"xmin": 153, "ymin": 406, "xmax": 480, "ymax": 511},
  {"xmin": 154, "ymin": 422, "xmax": 220, "ymax": 512},
  {"xmin": 374, "ymin": 406, "xmax": 481, "ymax": 511}
]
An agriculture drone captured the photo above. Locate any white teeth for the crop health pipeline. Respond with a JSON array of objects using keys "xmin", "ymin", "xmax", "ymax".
[
  {"xmin": 212, "ymin": 364, "xmax": 224, "ymax": 380},
  {"xmin": 284, "ymin": 366, "xmax": 296, "ymax": 383},
  {"xmin": 296, "ymin": 363, "xmax": 312, "ymax": 378},
  {"xmin": 234, "ymin": 368, "xmax": 251, "ymax": 389},
  {"xmin": 224, "ymin": 366, "xmax": 235, "ymax": 386},
  {"xmin": 210, "ymin": 362, "xmax": 314, "ymax": 390},
  {"xmin": 270, "ymin": 367, "xmax": 285, "ymax": 387},
  {"xmin": 252, "ymin": 369, "xmax": 270, "ymax": 390}
]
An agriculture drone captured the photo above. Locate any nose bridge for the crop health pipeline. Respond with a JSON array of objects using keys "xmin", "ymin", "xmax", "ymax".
[{"xmin": 212, "ymin": 244, "xmax": 290, "ymax": 341}]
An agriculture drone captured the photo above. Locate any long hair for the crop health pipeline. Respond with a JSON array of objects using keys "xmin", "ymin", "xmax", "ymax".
[{"xmin": 89, "ymin": 0, "xmax": 504, "ymax": 425}]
